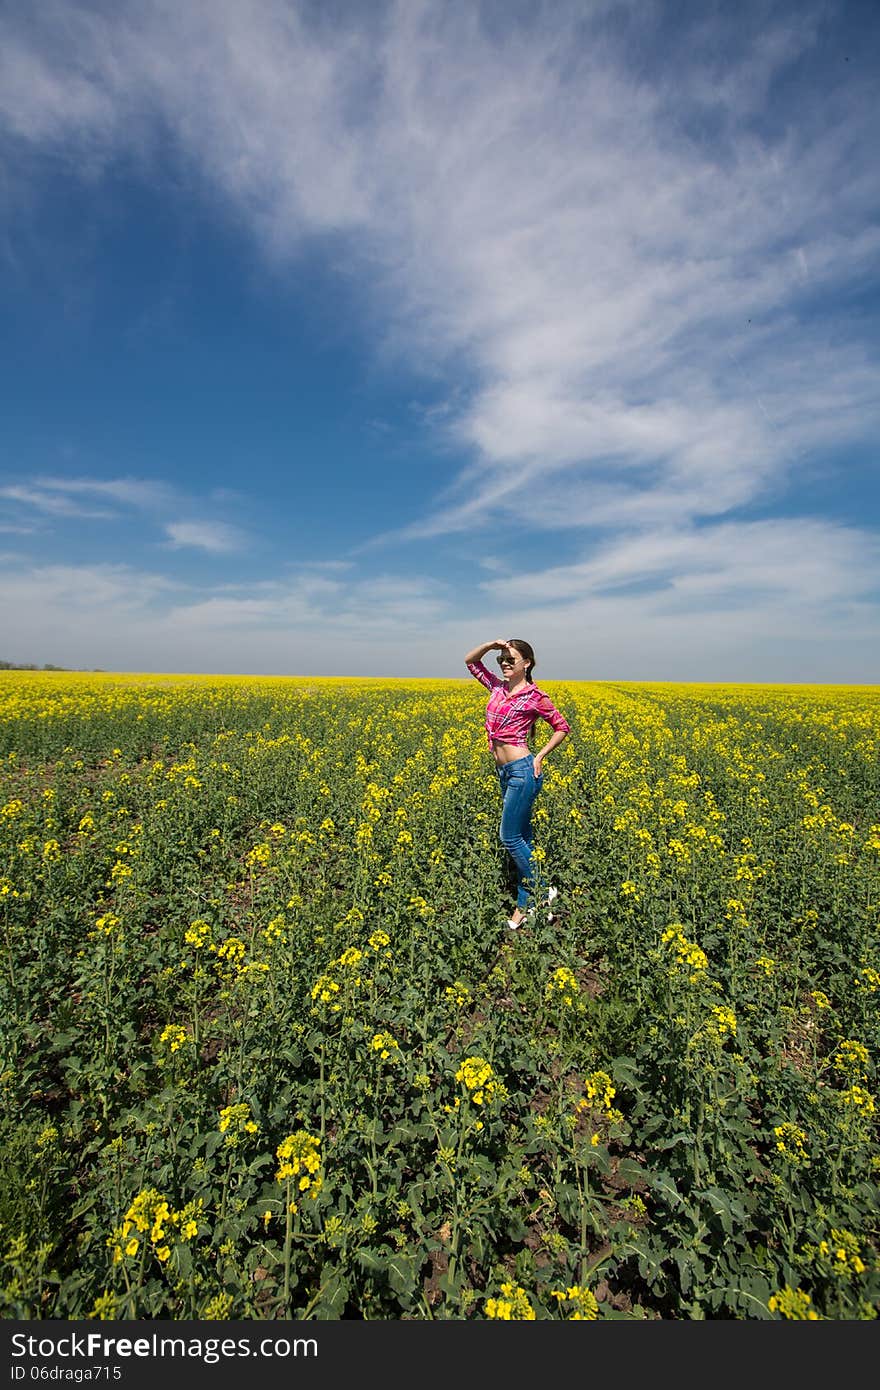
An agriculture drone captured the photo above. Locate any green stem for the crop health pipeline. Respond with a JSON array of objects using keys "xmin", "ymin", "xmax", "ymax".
[
  {"xmin": 283, "ymin": 1181, "xmax": 293, "ymax": 1314},
  {"xmin": 693, "ymin": 1095, "xmax": 703, "ymax": 1187},
  {"xmin": 219, "ymin": 1154, "xmax": 232, "ymax": 1222},
  {"xmin": 319, "ymin": 1043, "xmax": 326, "ymax": 1143},
  {"xmin": 578, "ymin": 1159, "xmax": 590, "ymax": 1286},
  {"xmin": 192, "ymin": 974, "xmax": 201, "ymax": 1055}
]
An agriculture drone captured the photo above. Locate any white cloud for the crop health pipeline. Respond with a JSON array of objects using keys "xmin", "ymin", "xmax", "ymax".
[
  {"xmin": 0, "ymin": 476, "xmax": 252, "ymax": 556},
  {"xmin": 0, "ymin": 475, "xmax": 178, "ymax": 521},
  {"xmin": 0, "ymin": 561, "xmax": 178, "ymax": 613},
  {"xmin": 0, "ymin": 534, "xmax": 870, "ymax": 685},
  {"xmin": 279, "ymin": 559, "xmax": 356, "ymax": 576},
  {"xmin": 0, "ymin": 483, "xmax": 116, "ymax": 520},
  {"xmin": 163, "ymin": 520, "xmax": 249, "ymax": 553},
  {"xmin": 478, "ymin": 518, "xmax": 880, "ymax": 609},
  {"xmin": 36, "ymin": 475, "xmax": 176, "ymax": 509},
  {"xmin": 1, "ymin": 2, "xmax": 877, "ymax": 677},
  {"xmin": 2, "ymin": 532, "xmax": 878, "ymax": 682},
  {"xmin": 0, "ymin": 559, "xmax": 456, "ymax": 673}
]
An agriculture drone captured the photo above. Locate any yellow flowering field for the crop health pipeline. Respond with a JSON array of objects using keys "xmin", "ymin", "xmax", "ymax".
[{"xmin": 1, "ymin": 670, "xmax": 878, "ymax": 1320}]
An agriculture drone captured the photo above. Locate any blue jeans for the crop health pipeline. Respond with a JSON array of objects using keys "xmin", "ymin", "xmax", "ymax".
[{"xmin": 496, "ymin": 754, "xmax": 544, "ymax": 910}]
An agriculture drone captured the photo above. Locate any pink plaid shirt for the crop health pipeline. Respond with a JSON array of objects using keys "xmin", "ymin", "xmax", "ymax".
[{"xmin": 466, "ymin": 660, "xmax": 571, "ymax": 750}]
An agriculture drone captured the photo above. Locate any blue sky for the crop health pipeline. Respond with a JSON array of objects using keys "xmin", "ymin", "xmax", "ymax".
[{"xmin": 2, "ymin": 0, "xmax": 879, "ymax": 681}]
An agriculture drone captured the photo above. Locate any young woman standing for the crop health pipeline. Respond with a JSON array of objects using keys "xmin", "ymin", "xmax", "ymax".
[{"xmin": 464, "ymin": 637, "xmax": 571, "ymax": 928}]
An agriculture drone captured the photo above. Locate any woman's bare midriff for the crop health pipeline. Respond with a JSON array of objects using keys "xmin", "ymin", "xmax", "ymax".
[{"xmin": 492, "ymin": 739, "xmax": 530, "ymax": 765}]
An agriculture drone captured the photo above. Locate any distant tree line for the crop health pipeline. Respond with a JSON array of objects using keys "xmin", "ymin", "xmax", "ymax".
[
  {"xmin": 0, "ymin": 660, "xmax": 67, "ymax": 670},
  {"xmin": 0, "ymin": 660, "xmax": 105, "ymax": 671}
]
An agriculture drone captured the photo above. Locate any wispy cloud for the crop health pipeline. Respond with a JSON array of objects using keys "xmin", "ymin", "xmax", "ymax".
[
  {"xmin": 162, "ymin": 520, "xmax": 249, "ymax": 554},
  {"xmin": 2, "ymin": 546, "xmax": 876, "ymax": 683},
  {"xmin": 0, "ymin": 559, "xmax": 454, "ymax": 673},
  {"xmin": 1, "ymin": 475, "xmax": 175, "ymax": 520},
  {"xmin": 480, "ymin": 518, "xmax": 880, "ymax": 609},
  {"xmin": 0, "ymin": 560, "xmax": 179, "ymax": 612},
  {"xmin": 1, "ymin": 1, "xmax": 877, "ymax": 677},
  {"xmin": 37, "ymin": 475, "xmax": 177, "ymax": 509},
  {"xmin": 281, "ymin": 559, "xmax": 355, "ymax": 573},
  {"xmin": 0, "ymin": 474, "xmax": 255, "ymax": 555},
  {"xmin": 2, "ymin": 5, "xmax": 875, "ymax": 549},
  {"xmin": 0, "ymin": 483, "xmax": 116, "ymax": 520}
]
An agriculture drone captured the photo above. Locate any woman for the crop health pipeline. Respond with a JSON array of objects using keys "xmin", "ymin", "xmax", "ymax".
[{"xmin": 464, "ymin": 637, "xmax": 571, "ymax": 929}]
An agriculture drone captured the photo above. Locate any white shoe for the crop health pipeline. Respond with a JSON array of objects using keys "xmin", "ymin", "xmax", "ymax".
[{"xmin": 546, "ymin": 886, "xmax": 558, "ymax": 905}]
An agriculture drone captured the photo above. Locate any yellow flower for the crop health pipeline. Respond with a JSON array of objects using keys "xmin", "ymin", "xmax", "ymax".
[
  {"xmin": 275, "ymin": 1130, "xmax": 322, "ymax": 1195},
  {"xmin": 444, "ymin": 982, "xmax": 472, "ymax": 1008},
  {"xmin": 768, "ymin": 1287, "xmax": 819, "ymax": 1319},
  {"xmin": 582, "ymin": 1070, "xmax": 616, "ymax": 1112},
  {"xmin": 218, "ymin": 1102, "xmax": 259, "ymax": 1146},
  {"xmin": 838, "ymin": 1085, "xmax": 875, "ymax": 1116},
  {"xmin": 705, "ymin": 1004, "xmax": 737, "ymax": 1043},
  {"xmin": 94, "ymin": 912, "xmax": 122, "ymax": 937},
  {"xmin": 262, "ymin": 913, "xmax": 288, "ymax": 944},
  {"xmin": 158, "ymin": 1024, "xmax": 187, "ymax": 1054},
  {"xmin": 370, "ymin": 1030, "xmax": 400, "ymax": 1062},
  {"xmin": 109, "ymin": 1187, "xmax": 196, "ymax": 1266},
  {"xmin": 455, "ymin": 1056, "xmax": 497, "ymax": 1105},
  {"xmin": 485, "ymin": 1282, "xmax": 535, "ymax": 1320},
  {"xmin": 202, "ymin": 1292, "xmax": 235, "ymax": 1320},
  {"xmin": 87, "ymin": 1292, "xmax": 117, "ymax": 1320},
  {"xmin": 185, "ymin": 919, "xmax": 212, "ymax": 949},
  {"xmin": 311, "ymin": 972, "xmax": 341, "ymax": 1006},
  {"xmin": 545, "ymin": 966, "xmax": 581, "ymax": 1008},
  {"xmin": 833, "ymin": 1040, "xmax": 870, "ymax": 1080},
  {"xmin": 661, "ymin": 924, "xmax": 709, "ymax": 982},
  {"xmin": 552, "ymin": 1284, "xmax": 600, "ymax": 1320},
  {"xmin": 773, "ymin": 1122, "xmax": 809, "ymax": 1167}
]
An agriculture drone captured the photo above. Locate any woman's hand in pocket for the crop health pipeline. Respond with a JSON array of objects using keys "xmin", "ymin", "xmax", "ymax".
[{"xmin": 533, "ymin": 757, "xmax": 543, "ymax": 778}]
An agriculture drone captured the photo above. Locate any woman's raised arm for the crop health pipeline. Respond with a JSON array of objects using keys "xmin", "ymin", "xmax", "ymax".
[{"xmin": 464, "ymin": 638, "xmax": 509, "ymax": 665}]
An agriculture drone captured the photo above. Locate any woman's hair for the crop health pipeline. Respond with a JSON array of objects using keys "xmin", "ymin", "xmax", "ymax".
[{"xmin": 509, "ymin": 638, "xmax": 536, "ymax": 681}]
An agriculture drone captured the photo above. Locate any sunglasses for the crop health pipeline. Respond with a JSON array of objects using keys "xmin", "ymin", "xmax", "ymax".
[{"xmin": 498, "ymin": 655, "xmax": 519, "ymax": 665}]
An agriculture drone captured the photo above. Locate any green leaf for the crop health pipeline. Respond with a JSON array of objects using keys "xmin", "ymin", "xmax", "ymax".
[
  {"xmin": 652, "ymin": 1131, "xmax": 693, "ymax": 1151},
  {"xmin": 612, "ymin": 1157, "xmax": 646, "ymax": 1187},
  {"xmin": 386, "ymin": 1254, "xmax": 417, "ymax": 1296},
  {"xmin": 313, "ymin": 1268, "xmax": 349, "ymax": 1319},
  {"xmin": 648, "ymin": 1170, "xmax": 684, "ymax": 1208},
  {"xmin": 672, "ymin": 1248, "xmax": 693, "ymax": 1294},
  {"xmin": 356, "ymin": 1248, "xmax": 385, "ymax": 1274}
]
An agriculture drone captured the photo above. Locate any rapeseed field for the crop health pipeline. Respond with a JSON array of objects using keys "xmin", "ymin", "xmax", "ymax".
[{"xmin": 1, "ymin": 671, "xmax": 877, "ymax": 1319}]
